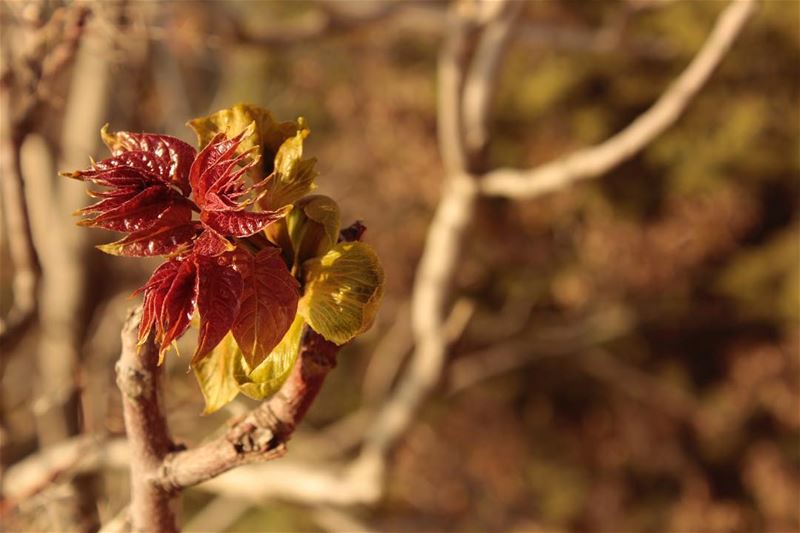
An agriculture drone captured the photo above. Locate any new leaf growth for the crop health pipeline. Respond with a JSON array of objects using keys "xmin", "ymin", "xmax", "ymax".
[{"xmin": 65, "ymin": 104, "xmax": 384, "ymax": 413}]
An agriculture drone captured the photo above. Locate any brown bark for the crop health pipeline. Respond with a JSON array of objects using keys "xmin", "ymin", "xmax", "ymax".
[
  {"xmin": 156, "ymin": 329, "xmax": 340, "ymax": 492},
  {"xmin": 116, "ymin": 306, "xmax": 340, "ymax": 530},
  {"xmin": 116, "ymin": 308, "xmax": 179, "ymax": 533}
]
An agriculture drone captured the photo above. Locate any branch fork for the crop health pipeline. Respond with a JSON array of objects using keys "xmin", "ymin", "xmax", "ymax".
[{"xmin": 116, "ymin": 307, "xmax": 340, "ymax": 531}]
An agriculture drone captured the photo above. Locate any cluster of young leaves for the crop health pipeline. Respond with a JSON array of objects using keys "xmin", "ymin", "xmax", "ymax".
[{"xmin": 65, "ymin": 104, "xmax": 384, "ymax": 413}]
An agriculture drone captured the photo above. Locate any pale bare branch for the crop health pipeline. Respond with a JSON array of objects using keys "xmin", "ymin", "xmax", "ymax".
[
  {"xmin": 462, "ymin": 0, "xmax": 524, "ymax": 168},
  {"xmin": 348, "ymin": 0, "xmax": 521, "ymax": 495},
  {"xmin": 479, "ymin": 0, "xmax": 756, "ymax": 200}
]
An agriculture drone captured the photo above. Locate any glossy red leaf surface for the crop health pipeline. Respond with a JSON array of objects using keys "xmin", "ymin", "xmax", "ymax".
[
  {"xmin": 159, "ymin": 260, "xmax": 198, "ymax": 357},
  {"xmin": 103, "ymin": 130, "xmax": 196, "ymax": 195},
  {"xmin": 97, "ymin": 222, "xmax": 201, "ymax": 257},
  {"xmin": 231, "ymin": 247, "xmax": 299, "ymax": 368},
  {"xmin": 189, "ymin": 132, "xmax": 245, "ymax": 206},
  {"xmin": 67, "ymin": 121, "xmax": 302, "ymax": 365},
  {"xmin": 67, "ymin": 145, "xmax": 196, "ymax": 253},
  {"xmin": 193, "ymin": 228, "xmax": 235, "ymax": 257},
  {"xmin": 192, "ymin": 256, "xmax": 244, "ymax": 364},
  {"xmin": 77, "ymin": 185, "xmax": 191, "ymax": 233},
  {"xmin": 138, "ymin": 260, "xmax": 181, "ymax": 343},
  {"xmin": 201, "ymin": 209, "xmax": 285, "ymax": 238},
  {"xmin": 188, "ymin": 130, "xmax": 284, "ymax": 238}
]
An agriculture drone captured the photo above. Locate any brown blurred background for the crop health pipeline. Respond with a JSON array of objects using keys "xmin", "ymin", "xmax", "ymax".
[{"xmin": 1, "ymin": 1, "xmax": 798, "ymax": 532}]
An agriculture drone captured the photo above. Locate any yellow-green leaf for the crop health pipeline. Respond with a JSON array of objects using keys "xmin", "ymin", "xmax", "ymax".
[
  {"xmin": 234, "ymin": 313, "xmax": 305, "ymax": 400},
  {"xmin": 259, "ymin": 128, "xmax": 318, "ymax": 210},
  {"xmin": 187, "ymin": 103, "xmax": 298, "ymax": 173},
  {"xmin": 299, "ymin": 242, "xmax": 384, "ymax": 345},
  {"xmin": 287, "ymin": 195, "xmax": 341, "ymax": 269},
  {"xmin": 192, "ymin": 332, "xmax": 241, "ymax": 415}
]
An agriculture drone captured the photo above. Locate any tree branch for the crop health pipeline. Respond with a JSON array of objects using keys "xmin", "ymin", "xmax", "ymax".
[
  {"xmin": 153, "ymin": 327, "xmax": 340, "ymax": 493},
  {"xmin": 228, "ymin": 1, "xmax": 402, "ymax": 47},
  {"xmin": 479, "ymin": 0, "xmax": 755, "ymax": 200},
  {"xmin": 357, "ymin": 0, "xmax": 520, "ymax": 474},
  {"xmin": 116, "ymin": 307, "xmax": 179, "ymax": 533},
  {"xmin": 0, "ymin": 3, "xmax": 90, "ymax": 351},
  {"xmin": 462, "ymin": 0, "xmax": 524, "ymax": 170},
  {"xmin": 0, "ymin": 96, "xmax": 40, "ymax": 350}
]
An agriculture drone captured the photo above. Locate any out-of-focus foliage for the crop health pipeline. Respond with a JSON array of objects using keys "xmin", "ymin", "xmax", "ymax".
[{"xmin": 1, "ymin": 0, "xmax": 797, "ymax": 532}]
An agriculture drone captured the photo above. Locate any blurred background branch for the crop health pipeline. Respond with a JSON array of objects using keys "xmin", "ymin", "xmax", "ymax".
[
  {"xmin": 480, "ymin": 0, "xmax": 756, "ymax": 199},
  {"xmin": 1, "ymin": 0, "xmax": 797, "ymax": 532}
]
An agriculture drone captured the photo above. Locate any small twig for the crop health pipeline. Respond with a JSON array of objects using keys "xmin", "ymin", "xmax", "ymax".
[
  {"xmin": 361, "ymin": 302, "xmax": 413, "ymax": 403},
  {"xmin": 356, "ymin": 0, "xmax": 520, "ymax": 481},
  {"xmin": 579, "ymin": 349, "xmax": 698, "ymax": 419},
  {"xmin": 479, "ymin": 0, "xmax": 756, "ymax": 200},
  {"xmin": 360, "ymin": 298, "xmax": 474, "ymax": 404}
]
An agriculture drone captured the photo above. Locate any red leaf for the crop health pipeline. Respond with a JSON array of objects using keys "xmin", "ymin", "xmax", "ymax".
[
  {"xmin": 159, "ymin": 259, "xmax": 198, "ymax": 357},
  {"xmin": 85, "ymin": 186, "xmax": 141, "ymax": 200},
  {"xmin": 67, "ymin": 155, "xmax": 158, "ymax": 188},
  {"xmin": 97, "ymin": 222, "xmax": 201, "ymax": 257},
  {"xmin": 188, "ymin": 130, "xmax": 270, "ymax": 220},
  {"xmin": 67, "ymin": 128, "xmax": 197, "ymax": 237},
  {"xmin": 192, "ymin": 256, "xmax": 243, "ymax": 364},
  {"xmin": 75, "ymin": 193, "xmax": 133, "ymax": 216},
  {"xmin": 231, "ymin": 247, "xmax": 299, "ymax": 368},
  {"xmin": 201, "ymin": 209, "xmax": 284, "ymax": 238},
  {"xmin": 138, "ymin": 260, "xmax": 180, "ymax": 343},
  {"xmin": 104, "ymin": 131, "xmax": 196, "ymax": 195},
  {"xmin": 189, "ymin": 132, "xmax": 245, "ymax": 205},
  {"xmin": 78, "ymin": 185, "xmax": 191, "ymax": 233},
  {"xmin": 193, "ymin": 228, "xmax": 235, "ymax": 256}
]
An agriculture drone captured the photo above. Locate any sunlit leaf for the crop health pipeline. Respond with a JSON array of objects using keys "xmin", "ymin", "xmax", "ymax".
[
  {"xmin": 188, "ymin": 103, "xmax": 298, "ymax": 176},
  {"xmin": 193, "ymin": 332, "xmax": 241, "ymax": 414},
  {"xmin": 201, "ymin": 208, "xmax": 286, "ymax": 238},
  {"xmin": 231, "ymin": 247, "xmax": 300, "ymax": 368},
  {"xmin": 100, "ymin": 125, "xmax": 196, "ymax": 195},
  {"xmin": 77, "ymin": 185, "xmax": 192, "ymax": 233},
  {"xmin": 137, "ymin": 260, "xmax": 181, "ymax": 344},
  {"xmin": 97, "ymin": 222, "xmax": 200, "ymax": 257},
  {"xmin": 263, "ymin": 216, "xmax": 292, "ymax": 267},
  {"xmin": 189, "ymin": 127, "xmax": 257, "ymax": 209},
  {"xmin": 286, "ymin": 195, "xmax": 340, "ymax": 269},
  {"xmin": 234, "ymin": 314, "xmax": 305, "ymax": 401},
  {"xmin": 193, "ymin": 256, "xmax": 243, "ymax": 364},
  {"xmin": 193, "ymin": 228, "xmax": 235, "ymax": 257},
  {"xmin": 299, "ymin": 242, "xmax": 384, "ymax": 345},
  {"xmin": 66, "ymin": 128, "xmax": 197, "ymax": 240},
  {"xmin": 159, "ymin": 259, "xmax": 198, "ymax": 360},
  {"xmin": 258, "ymin": 128, "xmax": 318, "ymax": 211}
]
